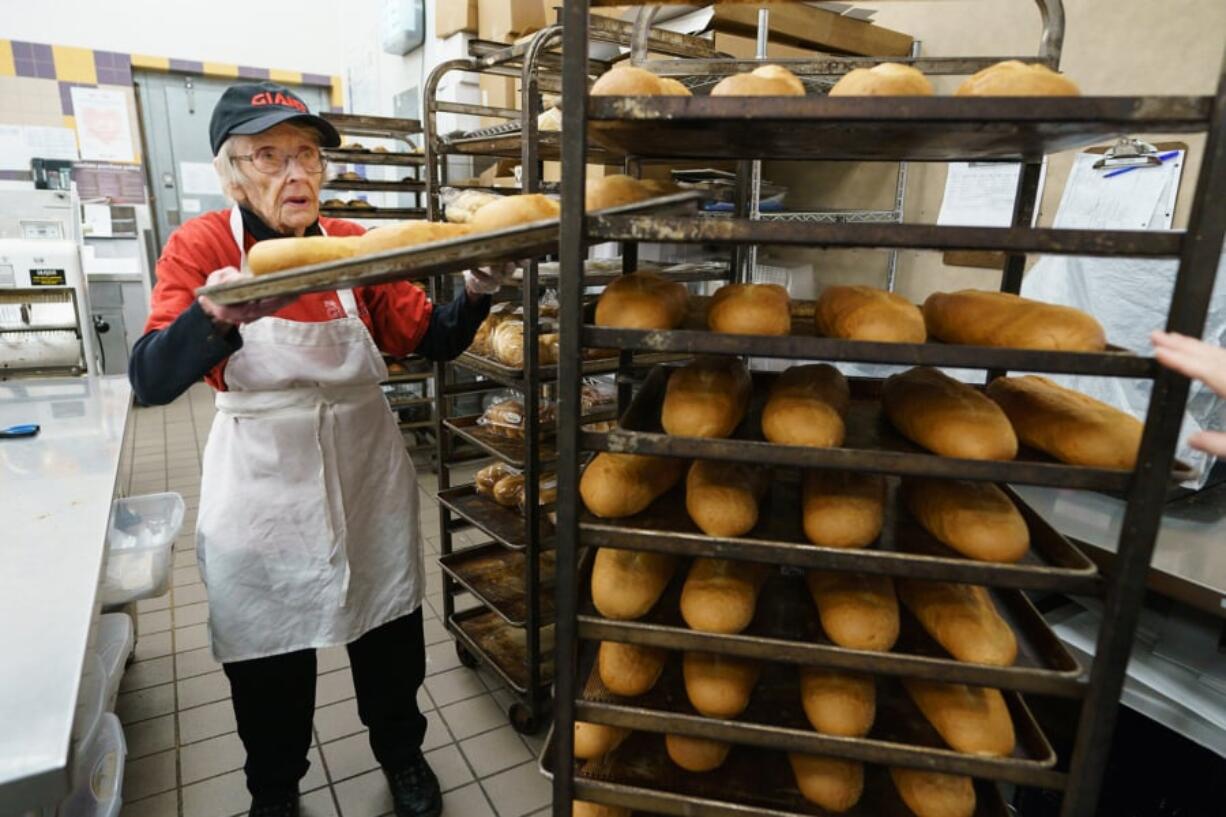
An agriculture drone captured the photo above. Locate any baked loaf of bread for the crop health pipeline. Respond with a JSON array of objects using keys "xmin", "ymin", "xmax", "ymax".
[
  {"xmin": 898, "ymin": 580, "xmax": 1018, "ymax": 666},
  {"xmin": 680, "ymin": 557, "xmax": 770, "ymax": 634},
  {"xmin": 802, "ymin": 470, "xmax": 887, "ymax": 549},
  {"xmin": 985, "ymin": 375, "xmax": 1143, "ymax": 469},
  {"xmin": 491, "ymin": 473, "xmax": 524, "ymax": 508},
  {"xmin": 468, "ymin": 302, "xmax": 516, "ymax": 356},
  {"xmin": 711, "ymin": 65, "xmax": 805, "ymax": 97},
  {"xmin": 248, "ymin": 235, "xmax": 365, "ymax": 275},
  {"xmin": 883, "ymin": 367, "xmax": 1018, "ymax": 460},
  {"xmin": 574, "ymin": 721, "xmax": 630, "ymax": 760},
  {"xmin": 902, "ymin": 678, "xmax": 1016, "ymax": 757},
  {"xmin": 788, "ymin": 754, "xmax": 865, "ymax": 813},
  {"xmin": 474, "ymin": 462, "xmax": 512, "ymax": 498},
  {"xmin": 537, "ymin": 106, "xmax": 562, "ymax": 132},
  {"xmin": 467, "ymin": 193, "xmax": 560, "ymax": 232},
  {"xmin": 585, "ymin": 174, "xmax": 652, "ymax": 211},
  {"xmin": 665, "ymin": 734, "xmax": 731, "ymax": 772},
  {"xmin": 686, "ymin": 460, "xmax": 768, "ymax": 537},
  {"xmin": 806, "ymin": 571, "xmax": 899, "ymax": 652},
  {"xmin": 800, "ymin": 668, "xmax": 876, "ymax": 738},
  {"xmin": 889, "ymin": 768, "xmax": 977, "ymax": 817},
  {"xmin": 829, "ymin": 63, "xmax": 934, "ymax": 96},
  {"xmin": 595, "ymin": 271, "xmax": 688, "ymax": 330},
  {"xmin": 579, "ymin": 452, "xmax": 686, "ymax": 518},
  {"xmin": 904, "ymin": 479, "xmax": 1030, "ymax": 563},
  {"xmin": 591, "ymin": 548, "xmax": 678, "ymax": 620},
  {"xmin": 490, "ymin": 321, "xmax": 560, "ymax": 368},
  {"xmin": 590, "ymin": 65, "xmax": 691, "ymax": 96},
  {"xmin": 572, "ymin": 802, "xmax": 630, "ymax": 817},
  {"xmin": 598, "ymin": 640, "xmax": 666, "ymax": 697},
  {"xmin": 956, "ymin": 60, "xmax": 1080, "ymax": 96},
  {"xmin": 358, "ymin": 220, "xmax": 473, "ymax": 254},
  {"xmin": 661, "ymin": 357, "xmax": 752, "ymax": 438},
  {"xmin": 762, "ymin": 364, "xmax": 850, "ymax": 447},
  {"xmin": 815, "ymin": 285, "xmax": 926, "ymax": 343},
  {"xmin": 708, "ymin": 283, "xmax": 792, "ymax": 336},
  {"xmin": 923, "ymin": 289, "xmax": 1106, "ymax": 351},
  {"xmin": 683, "ymin": 651, "xmax": 759, "ymax": 718}
]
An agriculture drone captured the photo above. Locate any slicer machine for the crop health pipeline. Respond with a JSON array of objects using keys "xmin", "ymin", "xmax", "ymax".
[{"xmin": 0, "ymin": 240, "xmax": 99, "ymax": 378}]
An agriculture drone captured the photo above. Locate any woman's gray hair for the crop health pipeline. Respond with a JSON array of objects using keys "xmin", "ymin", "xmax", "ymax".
[{"xmin": 212, "ymin": 122, "xmax": 325, "ymax": 205}]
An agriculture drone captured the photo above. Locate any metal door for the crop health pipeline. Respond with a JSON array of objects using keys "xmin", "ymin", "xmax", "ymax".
[{"xmin": 134, "ymin": 71, "xmax": 328, "ymax": 251}]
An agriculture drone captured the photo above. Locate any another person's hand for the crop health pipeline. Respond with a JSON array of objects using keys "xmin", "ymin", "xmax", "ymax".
[
  {"xmin": 463, "ymin": 261, "xmax": 518, "ymax": 298},
  {"xmin": 1152, "ymin": 329, "xmax": 1226, "ymax": 456},
  {"xmin": 197, "ymin": 266, "xmax": 296, "ymax": 330}
]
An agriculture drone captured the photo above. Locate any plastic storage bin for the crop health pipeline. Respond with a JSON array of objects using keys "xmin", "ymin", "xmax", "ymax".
[
  {"xmin": 58, "ymin": 713, "xmax": 125, "ymax": 817},
  {"xmin": 94, "ymin": 613, "xmax": 134, "ymax": 711},
  {"xmin": 71, "ymin": 652, "xmax": 107, "ymax": 780},
  {"xmin": 100, "ymin": 493, "xmax": 184, "ymax": 607}
]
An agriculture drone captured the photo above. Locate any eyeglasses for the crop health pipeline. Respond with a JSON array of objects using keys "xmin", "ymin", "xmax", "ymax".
[{"xmin": 231, "ymin": 146, "xmax": 326, "ymax": 175}]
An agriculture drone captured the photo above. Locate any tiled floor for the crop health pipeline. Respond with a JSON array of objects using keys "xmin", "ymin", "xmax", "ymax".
[{"xmin": 116, "ymin": 384, "xmax": 552, "ymax": 817}]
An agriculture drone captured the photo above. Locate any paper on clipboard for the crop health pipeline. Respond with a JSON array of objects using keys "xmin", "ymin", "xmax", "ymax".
[
  {"xmin": 937, "ymin": 162, "xmax": 1027, "ymax": 227},
  {"xmin": 1053, "ymin": 151, "xmax": 1184, "ymax": 230}
]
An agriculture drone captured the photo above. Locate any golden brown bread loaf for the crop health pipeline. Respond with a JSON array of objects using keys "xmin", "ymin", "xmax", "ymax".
[
  {"xmin": 492, "ymin": 473, "xmax": 524, "ymax": 508},
  {"xmin": 467, "ymin": 193, "xmax": 560, "ymax": 232},
  {"xmin": 680, "ymin": 558, "xmax": 770, "ymax": 634},
  {"xmin": 358, "ymin": 220, "xmax": 473, "ymax": 253},
  {"xmin": 594, "ymin": 271, "xmax": 689, "ymax": 330},
  {"xmin": 591, "ymin": 548, "xmax": 678, "ymax": 621},
  {"xmin": 661, "ymin": 357, "xmax": 752, "ymax": 438},
  {"xmin": 474, "ymin": 462, "xmax": 512, "ymax": 498},
  {"xmin": 711, "ymin": 65, "xmax": 806, "ymax": 97},
  {"xmin": 664, "ymin": 734, "xmax": 731, "ymax": 772},
  {"xmin": 574, "ymin": 721, "xmax": 630, "ymax": 760},
  {"xmin": 591, "ymin": 65, "xmax": 691, "ymax": 97},
  {"xmin": 985, "ymin": 375, "xmax": 1143, "ymax": 470},
  {"xmin": 585, "ymin": 174, "xmax": 651, "ymax": 211},
  {"xmin": 762, "ymin": 364, "xmax": 850, "ymax": 447},
  {"xmin": 598, "ymin": 641, "xmax": 667, "ymax": 697},
  {"xmin": 802, "ymin": 470, "xmax": 887, "ymax": 549},
  {"xmin": 956, "ymin": 60, "xmax": 1080, "ymax": 96},
  {"xmin": 889, "ymin": 768, "xmax": 977, "ymax": 817},
  {"xmin": 656, "ymin": 78, "xmax": 692, "ymax": 96},
  {"xmin": 805, "ymin": 571, "xmax": 899, "ymax": 652},
  {"xmin": 883, "ymin": 367, "xmax": 1018, "ymax": 461},
  {"xmin": 923, "ymin": 289, "xmax": 1106, "ymax": 351},
  {"xmin": 248, "ymin": 235, "xmax": 365, "ymax": 275},
  {"xmin": 708, "ymin": 283, "xmax": 792, "ymax": 336},
  {"xmin": 815, "ymin": 285, "xmax": 927, "ymax": 343},
  {"xmin": 788, "ymin": 754, "xmax": 865, "ymax": 813},
  {"xmin": 468, "ymin": 303, "xmax": 516, "ymax": 356},
  {"xmin": 489, "ymin": 321, "xmax": 559, "ymax": 368},
  {"xmin": 903, "ymin": 479, "xmax": 1030, "ymax": 563},
  {"xmin": 898, "ymin": 580, "xmax": 1018, "ymax": 666},
  {"xmin": 829, "ymin": 63, "xmax": 934, "ymax": 97},
  {"xmin": 799, "ymin": 668, "xmax": 876, "ymax": 738},
  {"xmin": 685, "ymin": 460, "xmax": 768, "ymax": 538},
  {"xmin": 902, "ymin": 678, "xmax": 1016, "ymax": 757},
  {"xmin": 572, "ymin": 802, "xmax": 630, "ymax": 817},
  {"xmin": 682, "ymin": 652, "xmax": 759, "ymax": 718},
  {"xmin": 579, "ymin": 453, "xmax": 686, "ymax": 518}
]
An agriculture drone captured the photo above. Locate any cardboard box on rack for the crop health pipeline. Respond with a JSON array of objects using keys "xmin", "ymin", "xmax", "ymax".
[
  {"xmin": 543, "ymin": 162, "xmax": 621, "ymax": 183},
  {"xmin": 478, "ymin": 73, "xmax": 518, "ymax": 128},
  {"xmin": 712, "ymin": 32, "xmax": 822, "ymax": 61},
  {"xmin": 478, "ymin": 159, "xmax": 519, "ymax": 188},
  {"xmin": 478, "ymin": 0, "xmax": 546, "ymax": 43},
  {"xmin": 709, "ymin": 4, "xmax": 912, "ymax": 57},
  {"xmin": 436, "ymin": 0, "xmax": 478, "ymax": 38}
]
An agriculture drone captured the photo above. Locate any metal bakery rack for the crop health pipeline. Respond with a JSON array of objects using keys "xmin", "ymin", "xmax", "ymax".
[
  {"xmin": 549, "ymin": 2, "xmax": 1226, "ymax": 817},
  {"xmin": 320, "ymin": 112, "xmax": 427, "ymax": 220}
]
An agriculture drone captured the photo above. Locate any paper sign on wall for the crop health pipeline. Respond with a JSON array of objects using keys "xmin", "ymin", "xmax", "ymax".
[
  {"xmin": 181, "ymin": 198, "xmax": 202, "ymax": 213},
  {"xmin": 178, "ymin": 161, "xmax": 223, "ymax": 196},
  {"xmin": 0, "ymin": 125, "xmax": 79, "ymax": 171},
  {"xmin": 70, "ymin": 87, "xmax": 135, "ymax": 162}
]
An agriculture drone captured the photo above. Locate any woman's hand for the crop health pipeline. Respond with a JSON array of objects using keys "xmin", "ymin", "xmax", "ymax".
[
  {"xmin": 1152, "ymin": 329, "xmax": 1226, "ymax": 456},
  {"xmin": 463, "ymin": 262, "xmax": 518, "ymax": 299},
  {"xmin": 197, "ymin": 266, "xmax": 297, "ymax": 330}
]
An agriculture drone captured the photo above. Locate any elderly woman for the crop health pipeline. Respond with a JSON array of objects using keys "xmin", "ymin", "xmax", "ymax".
[{"xmin": 129, "ymin": 82, "xmax": 502, "ymax": 817}]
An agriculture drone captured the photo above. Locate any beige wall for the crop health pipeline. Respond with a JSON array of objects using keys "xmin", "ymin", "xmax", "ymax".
[{"xmin": 761, "ymin": 0, "xmax": 1226, "ymax": 303}]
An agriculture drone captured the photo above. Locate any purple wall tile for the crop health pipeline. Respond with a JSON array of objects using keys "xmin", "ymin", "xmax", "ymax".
[
  {"xmin": 10, "ymin": 41, "xmax": 32, "ymax": 59},
  {"xmin": 301, "ymin": 72, "xmax": 331, "ymax": 87},
  {"xmin": 168, "ymin": 58, "xmax": 203, "ymax": 74},
  {"xmin": 93, "ymin": 50, "xmax": 133, "ymax": 85},
  {"xmin": 237, "ymin": 65, "xmax": 270, "ymax": 80}
]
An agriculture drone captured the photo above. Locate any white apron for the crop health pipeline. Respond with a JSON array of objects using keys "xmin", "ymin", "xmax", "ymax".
[{"xmin": 196, "ymin": 205, "xmax": 423, "ymax": 662}]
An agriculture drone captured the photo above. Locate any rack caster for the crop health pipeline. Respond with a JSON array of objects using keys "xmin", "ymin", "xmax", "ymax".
[
  {"xmin": 509, "ymin": 702, "xmax": 542, "ymax": 735},
  {"xmin": 455, "ymin": 641, "xmax": 480, "ymax": 669}
]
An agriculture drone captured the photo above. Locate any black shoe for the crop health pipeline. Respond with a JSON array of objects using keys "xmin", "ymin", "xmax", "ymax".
[
  {"xmin": 248, "ymin": 795, "xmax": 299, "ymax": 817},
  {"xmin": 384, "ymin": 752, "xmax": 443, "ymax": 817}
]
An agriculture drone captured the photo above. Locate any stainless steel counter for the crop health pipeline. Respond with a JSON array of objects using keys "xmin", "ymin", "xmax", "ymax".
[{"xmin": 0, "ymin": 376, "xmax": 131, "ymax": 814}]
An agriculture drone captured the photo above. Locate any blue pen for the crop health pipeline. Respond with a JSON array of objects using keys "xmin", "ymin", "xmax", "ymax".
[
  {"xmin": 0, "ymin": 423, "xmax": 39, "ymax": 439},
  {"xmin": 1103, "ymin": 150, "xmax": 1181, "ymax": 179}
]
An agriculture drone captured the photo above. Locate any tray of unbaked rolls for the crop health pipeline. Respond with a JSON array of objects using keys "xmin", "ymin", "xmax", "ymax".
[
  {"xmin": 575, "ymin": 551, "xmax": 1084, "ymax": 698},
  {"xmin": 438, "ymin": 543, "xmax": 556, "ymax": 627},
  {"xmin": 542, "ymin": 725, "xmax": 1013, "ymax": 817},
  {"xmin": 570, "ymin": 642, "xmax": 1063, "ymax": 788},
  {"xmin": 448, "ymin": 606, "xmax": 554, "ymax": 694}
]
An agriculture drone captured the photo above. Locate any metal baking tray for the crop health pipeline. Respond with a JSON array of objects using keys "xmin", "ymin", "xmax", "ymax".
[
  {"xmin": 322, "ymin": 148, "xmax": 425, "ymax": 167},
  {"xmin": 443, "ymin": 129, "xmax": 623, "ymax": 163},
  {"xmin": 438, "ymin": 542, "xmax": 555, "ymax": 627},
  {"xmin": 444, "ymin": 409, "xmax": 617, "ymax": 468},
  {"xmin": 573, "ymin": 643, "xmax": 1064, "ymax": 789},
  {"xmin": 197, "ymin": 191, "xmax": 702, "ymax": 305},
  {"xmin": 437, "ymin": 484, "xmax": 553, "ymax": 551},
  {"xmin": 322, "ymin": 178, "xmax": 426, "ymax": 193},
  {"xmin": 586, "ymin": 95, "xmax": 1211, "ymax": 162},
  {"xmin": 581, "ymin": 474, "xmax": 1101, "ymax": 594},
  {"xmin": 317, "ymin": 205, "xmax": 427, "ymax": 220},
  {"xmin": 448, "ymin": 607, "xmax": 553, "ymax": 694},
  {"xmin": 575, "ymin": 552, "xmax": 1084, "ymax": 698},
  {"xmin": 541, "ymin": 726, "xmax": 1010, "ymax": 817},
  {"xmin": 456, "ymin": 350, "xmax": 687, "ymax": 390},
  {"xmin": 529, "ymin": 260, "xmax": 731, "ymax": 288},
  {"xmin": 585, "ymin": 367, "xmax": 1195, "ymax": 493},
  {"xmin": 323, "ymin": 112, "xmax": 422, "ymax": 138}
]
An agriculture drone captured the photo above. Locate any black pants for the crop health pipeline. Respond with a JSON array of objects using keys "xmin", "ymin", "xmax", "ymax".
[{"xmin": 222, "ymin": 609, "xmax": 428, "ymax": 801}]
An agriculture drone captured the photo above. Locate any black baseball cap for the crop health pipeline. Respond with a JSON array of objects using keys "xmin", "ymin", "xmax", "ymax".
[{"xmin": 209, "ymin": 82, "xmax": 341, "ymax": 155}]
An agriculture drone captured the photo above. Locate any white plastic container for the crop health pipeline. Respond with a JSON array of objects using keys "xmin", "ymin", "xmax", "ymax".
[
  {"xmin": 100, "ymin": 493, "xmax": 184, "ymax": 606},
  {"xmin": 71, "ymin": 652, "xmax": 107, "ymax": 779},
  {"xmin": 58, "ymin": 713, "xmax": 125, "ymax": 817},
  {"xmin": 95, "ymin": 614, "xmax": 134, "ymax": 711}
]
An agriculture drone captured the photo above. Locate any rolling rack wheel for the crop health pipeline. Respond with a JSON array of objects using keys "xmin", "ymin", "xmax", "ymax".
[
  {"xmin": 509, "ymin": 702, "xmax": 542, "ymax": 735},
  {"xmin": 455, "ymin": 641, "xmax": 481, "ymax": 669}
]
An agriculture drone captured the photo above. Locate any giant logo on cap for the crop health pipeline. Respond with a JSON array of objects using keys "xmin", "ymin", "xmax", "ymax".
[{"xmin": 250, "ymin": 91, "xmax": 308, "ymax": 113}]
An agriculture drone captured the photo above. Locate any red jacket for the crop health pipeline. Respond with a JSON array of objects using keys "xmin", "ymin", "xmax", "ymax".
[{"xmin": 145, "ymin": 209, "xmax": 432, "ymax": 390}]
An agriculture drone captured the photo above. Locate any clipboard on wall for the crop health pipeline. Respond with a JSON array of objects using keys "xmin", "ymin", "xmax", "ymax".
[{"xmin": 941, "ymin": 141, "xmax": 1188, "ymax": 270}]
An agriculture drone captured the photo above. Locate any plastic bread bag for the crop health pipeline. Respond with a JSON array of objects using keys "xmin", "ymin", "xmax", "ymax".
[
  {"xmin": 441, "ymin": 187, "xmax": 504, "ymax": 224},
  {"xmin": 475, "ymin": 462, "xmax": 516, "ymax": 498},
  {"xmin": 478, "ymin": 397, "xmax": 558, "ymax": 438}
]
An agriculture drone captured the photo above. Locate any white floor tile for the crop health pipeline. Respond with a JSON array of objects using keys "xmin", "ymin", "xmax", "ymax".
[
  {"xmin": 177, "ymin": 669, "xmax": 230, "ymax": 709},
  {"xmin": 133, "ymin": 630, "xmax": 173, "ymax": 662},
  {"xmin": 180, "ymin": 731, "xmax": 246, "ymax": 785},
  {"xmin": 123, "ymin": 714, "xmax": 176, "ymax": 760},
  {"xmin": 300, "ymin": 788, "xmax": 339, "ymax": 817},
  {"xmin": 116, "ymin": 683, "xmax": 176, "ymax": 724},
  {"xmin": 439, "ymin": 694, "xmax": 507, "ymax": 741},
  {"xmin": 314, "ymin": 698, "xmax": 365, "ymax": 744},
  {"xmin": 424, "ymin": 667, "xmax": 487, "ymax": 708},
  {"xmin": 175, "ymin": 623, "xmax": 211, "ymax": 652},
  {"xmin": 441, "ymin": 782, "xmax": 496, "ymax": 817},
  {"xmin": 175, "ymin": 646, "xmax": 222, "ymax": 679},
  {"xmin": 122, "ymin": 749, "xmax": 177, "ymax": 801},
  {"xmin": 320, "ymin": 732, "xmax": 378, "ymax": 783},
  {"xmin": 332, "ymin": 768, "xmax": 392, "ymax": 817},
  {"xmin": 316, "ymin": 668, "xmax": 357, "ymax": 707},
  {"xmin": 174, "ymin": 601, "xmax": 210, "ymax": 627},
  {"xmin": 119, "ymin": 790, "xmax": 178, "ymax": 817},
  {"xmin": 174, "ymin": 583, "xmax": 209, "ymax": 606},
  {"xmin": 120, "ymin": 656, "xmax": 174, "ymax": 693},
  {"xmin": 479, "ymin": 760, "xmax": 552, "ymax": 817},
  {"xmin": 181, "ymin": 769, "xmax": 249, "ymax": 817},
  {"xmin": 178, "ymin": 699, "xmax": 237, "ymax": 744},
  {"xmin": 424, "ymin": 640, "xmax": 463, "ymax": 677},
  {"xmin": 424, "ymin": 743, "xmax": 473, "ymax": 793},
  {"xmin": 460, "ymin": 725, "xmax": 534, "ymax": 778}
]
